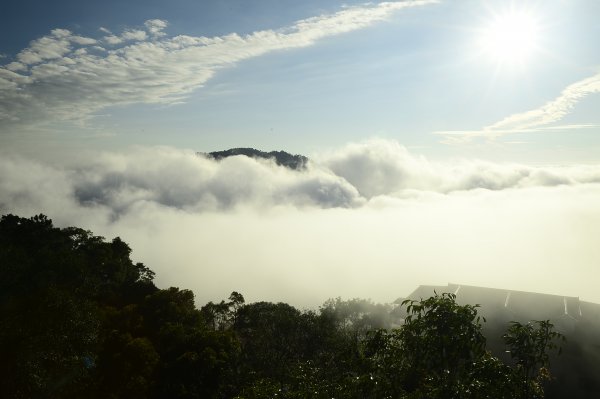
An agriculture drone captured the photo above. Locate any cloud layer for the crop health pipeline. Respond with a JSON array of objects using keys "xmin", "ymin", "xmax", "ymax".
[
  {"xmin": 1, "ymin": 140, "xmax": 600, "ymax": 306},
  {"xmin": 0, "ymin": 1, "xmax": 437, "ymax": 130},
  {"xmin": 3, "ymin": 139, "xmax": 600, "ymax": 219},
  {"xmin": 320, "ymin": 140, "xmax": 600, "ymax": 197}
]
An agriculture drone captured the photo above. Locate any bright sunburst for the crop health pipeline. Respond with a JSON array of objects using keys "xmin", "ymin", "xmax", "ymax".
[{"xmin": 478, "ymin": 8, "xmax": 541, "ymax": 68}]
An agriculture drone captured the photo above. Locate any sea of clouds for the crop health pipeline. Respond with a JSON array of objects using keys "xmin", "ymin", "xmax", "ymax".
[{"xmin": 2, "ymin": 139, "xmax": 600, "ymax": 306}]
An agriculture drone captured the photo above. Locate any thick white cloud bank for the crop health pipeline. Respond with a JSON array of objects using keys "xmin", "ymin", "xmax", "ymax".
[{"xmin": 1, "ymin": 140, "xmax": 600, "ymax": 306}]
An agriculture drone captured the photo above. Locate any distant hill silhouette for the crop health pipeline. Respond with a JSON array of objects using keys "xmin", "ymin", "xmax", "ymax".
[
  {"xmin": 202, "ymin": 148, "xmax": 308, "ymax": 170},
  {"xmin": 397, "ymin": 283, "xmax": 600, "ymax": 398}
]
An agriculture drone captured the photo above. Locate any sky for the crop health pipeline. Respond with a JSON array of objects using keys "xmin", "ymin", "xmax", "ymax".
[{"xmin": 1, "ymin": 0, "xmax": 600, "ymax": 307}]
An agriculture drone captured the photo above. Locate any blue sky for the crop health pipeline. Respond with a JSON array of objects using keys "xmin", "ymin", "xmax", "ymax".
[
  {"xmin": 2, "ymin": 1, "xmax": 600, "ymax": 304},
  {"xmin": 1, "ymin": 0, "xmax": 600, "ymax": 162}
]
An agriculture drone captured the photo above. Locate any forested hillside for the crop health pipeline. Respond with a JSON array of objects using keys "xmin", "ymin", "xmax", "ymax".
[
  {"xmin": 1, "ymin": 214, "xmax": 594, "ymax": 398},
  {"xmin": 204, "ymin": 148, "xmax": 308, "ymax": 170}
]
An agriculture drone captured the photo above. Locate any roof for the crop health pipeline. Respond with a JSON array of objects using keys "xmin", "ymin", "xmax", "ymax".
[{"xmin": 404, "ymin": 283, "xmax": 600, "ymax": 331}]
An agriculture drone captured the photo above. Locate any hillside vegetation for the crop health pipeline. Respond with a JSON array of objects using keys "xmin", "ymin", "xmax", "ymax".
[
  {"xmin": 203, "ymin": 148, "xmax": 308, "ymax": 170},
  {"xmin": 1, "ymin": 214, "xmax": 594, "ymax": 398}
]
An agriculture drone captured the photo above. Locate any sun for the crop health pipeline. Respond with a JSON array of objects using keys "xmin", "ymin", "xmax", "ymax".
[{"xmin": 478, "ymin": 8, "xmax": 541, "ymax": 68}]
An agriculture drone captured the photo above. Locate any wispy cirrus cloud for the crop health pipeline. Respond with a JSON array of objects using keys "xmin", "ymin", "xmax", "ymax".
[
  {"xmin": 436, "ymin": 71, "xmax": 600, "ymax": 142},
  {"xmin": 0, "ymin": 0, "xmax": 437, "ymax": 131}
]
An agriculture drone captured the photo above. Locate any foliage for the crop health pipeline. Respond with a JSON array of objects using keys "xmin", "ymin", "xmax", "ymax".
[
  {"xmin": 400, "ymin": 293, "xmax": 487, "ymax": 383},
  {"xmin": 364, "ymin": 293, "xmax": 518, "ymax": 398},
  {"xmin": 0, "ymin": 214, "xmax": 568, "ymax": 398},
  {"xmin": 206, "ymin": 148, "xmax": 308, "ymax": 170},
  {"xmin": 200, "ymin": 291, "xmax": 245, "ymax": 331},
  {"xmin": 503, "ymin": 320, "xmax": 566, "ymax": 399},
  {"xmin": 320, "ymin": 297, "xmax": 393, "ymax": 333},
  {"xmin": 0, "ymin": 214, "xmax": 237, "ymax": 398}
]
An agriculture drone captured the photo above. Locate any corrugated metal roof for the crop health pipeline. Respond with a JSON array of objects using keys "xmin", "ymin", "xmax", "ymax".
[{"xmin": 404, "ymin": 283, "xmax": 600, "ymax": 329}]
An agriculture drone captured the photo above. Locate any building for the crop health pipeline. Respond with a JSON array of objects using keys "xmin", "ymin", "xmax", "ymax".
[{"xmin": 399, "ymin": 283, "xmax": 600, "ymax": 334}]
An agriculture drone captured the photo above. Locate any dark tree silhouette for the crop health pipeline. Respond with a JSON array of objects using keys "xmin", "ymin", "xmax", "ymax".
[{"xmin": 0, "ymin": 214, "xmax": 573, "ymax": 399}]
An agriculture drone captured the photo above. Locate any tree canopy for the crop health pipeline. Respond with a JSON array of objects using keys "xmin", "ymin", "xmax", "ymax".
[{"xmin": 0, "ymin": 214, "xmax": 572, "ymax": 398}]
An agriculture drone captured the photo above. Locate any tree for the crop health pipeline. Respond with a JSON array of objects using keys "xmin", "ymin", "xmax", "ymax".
[
  {"xmin": 503, "ymin": 320, "xmax": 565, "ymax": 399},
  {"xmin": 200, "ymin": 291, "xmax": 245, "ymax": 331},
  {"xmin": 0, "ymin": 213, "xmax": 569, "ymax": 399},
  {"xmin": 0, "ymin": 214, "xmax": 103, "ymax": 398},
  {"xmin": 364, "ymin": 293, "xmax": 522, "ymax": 398},
  {"xmin": 234, "ymin": 302, "xmax": 307, "ymax": 382},
  {"xmin": 0, "ymin": 214, "xmax": 240, "ymax": 398},
  {"xmin": 399, "ymin": 292, "xmax": 488, "ymax": 395},
  {"xmin": 320, "ymin": 297, "xmax": 392, "ymax": 333}
]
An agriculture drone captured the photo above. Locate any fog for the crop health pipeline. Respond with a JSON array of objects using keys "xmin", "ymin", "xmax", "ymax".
[{"xmin": 1, "ymin": 139, "xmax": 599, "ymax": 307}]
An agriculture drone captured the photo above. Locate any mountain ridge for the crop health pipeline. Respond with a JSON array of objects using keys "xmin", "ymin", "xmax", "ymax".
[{"xmin": 200, "ymin": 147, "xmax": 309, "ymax": 170}]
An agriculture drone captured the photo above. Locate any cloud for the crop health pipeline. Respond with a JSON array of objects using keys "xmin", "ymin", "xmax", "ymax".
[
  {"xmin": 5, "ymin": 62, "xmax": 26, "ymax": 72},
  {"xmin": 121, "ymin": 29, "xmax": 148, "ymax": 41},
  {"xmin": 0, "ymin": 0, "xmax": 438, "ymax": 130},
  {"xmin": 487, "ymin": 73, "xmax": 600, "ymax": 132},
  {"xmin": 1, "ymin": 140, "xmax": 600, "ymax": 306},
  {"xmin": 145, "ymin": 19, "xmax": 168, "ymax": 37},
  {"xmin": 71, "ymin": 36, "xmax": 97, "ymax": 45},
  {"xmin": 437, "ymin": 71, "xmax": 600, "ymax": 141},
  {"xmin": 321, "ymin": 139, "xmax": 600, "ymax": 197},
  {"xmin": 74, "ymin": 147, "xmax": 362, "ymax": 213},
  {"xmin": 3, "ymin": 139, "xmax": 599, "ymax": 219},
  {"xmin": 103, "ymin": 35, "xmax": 123, "ymax": 45},
  {"xmin": 16, "ymin": 29, "xmax": 75, "ymax": 64},
  {"xmin": 322, "ymin": 140, "xmax": 437, "ymax": 197},
  {"xmin": 0, "ymin": 146, "xmax": 362, "ymax": 220}
]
